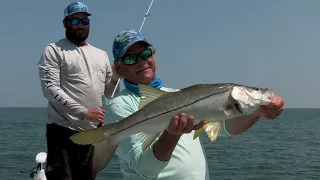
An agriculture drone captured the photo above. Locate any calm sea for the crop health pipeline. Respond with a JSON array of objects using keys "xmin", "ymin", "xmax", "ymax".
[{"xmin": 0, "ymin": 108, "xmax": 319, "ymax": 180}]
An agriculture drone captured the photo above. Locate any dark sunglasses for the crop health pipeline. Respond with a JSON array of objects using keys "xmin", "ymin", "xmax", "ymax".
[
  {"xmin": 67, "ymin": 18, "xmax": 90, "ymax": 25},
  {"xmin": 121, "ymin": 48, "xmax": 155, "ymax": 65}
]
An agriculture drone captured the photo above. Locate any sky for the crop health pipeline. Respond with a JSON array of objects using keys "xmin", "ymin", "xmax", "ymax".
[{"xmin": 0, "ymin": 0, "xmax": 319, "ymax": 108}]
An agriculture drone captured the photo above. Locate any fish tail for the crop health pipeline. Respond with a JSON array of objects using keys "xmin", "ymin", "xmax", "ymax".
[
  {"xmin": 92, "ymin": 139, "xmax": 118, "ymax": 172},
  {"xmin": 70, "ymin": 125, "xmax": 108, "ymax": 145},
  {"xmin": 69, "ymin": 122, "xmax": 119, "ymax": 172}
]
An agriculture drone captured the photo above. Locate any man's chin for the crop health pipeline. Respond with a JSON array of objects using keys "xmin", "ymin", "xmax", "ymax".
[{"xmin": 143, "ymin": 75, "xmax": 156, "ymax": 84}]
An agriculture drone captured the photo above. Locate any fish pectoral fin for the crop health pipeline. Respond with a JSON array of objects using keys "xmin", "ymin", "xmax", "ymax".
[
  {"xmin": 137, "ymin": 132, "xmax": 161, "ymax": 152},
  {"xmin": 69, "ymin": 122, "xmax": 117, "ymax": 145},
  {"xmin": 220, "ymin": 104, "xmax": 234, "ymax": 116},
  {"xmin": 138, "ymin": 84, "xmax": 168, "ymax": 110},
  {"xmin": 224, "ymin": 109, "xmax": 234, "ymax": 116},
  {"xmin": 92, "ymin": 139, "xmax": 118, "ymax": 172},
  {"xmin": 193, "ymin": 120, "xmax": 222, "ymax": 143}
]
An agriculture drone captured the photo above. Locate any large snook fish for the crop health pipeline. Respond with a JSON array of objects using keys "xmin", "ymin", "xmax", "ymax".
[{"xmin": 70, "ymin": 83, "xmax": 275, "ymax": 172}]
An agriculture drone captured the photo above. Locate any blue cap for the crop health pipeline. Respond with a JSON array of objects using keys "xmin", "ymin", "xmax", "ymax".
[
  {"xmin": 112, "ymin": 29, "xmax": 152, "ymax": 60},
  {"xmin": 64, "ymin": 2, "xmax": 91, "ymax": 19}
]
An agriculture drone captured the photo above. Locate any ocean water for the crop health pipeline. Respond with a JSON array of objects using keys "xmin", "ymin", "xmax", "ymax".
[{"xmin": 0, "ymin": 108, "xmax": 319, "ymax": 180}]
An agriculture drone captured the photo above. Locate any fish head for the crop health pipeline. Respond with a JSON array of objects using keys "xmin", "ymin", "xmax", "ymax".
[{"xmin": 230, "ymin": 85, "xmax": 273, "ymax": 115}]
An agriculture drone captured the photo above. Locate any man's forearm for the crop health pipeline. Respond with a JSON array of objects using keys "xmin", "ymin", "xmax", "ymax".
[
  {"xmin": 39, "ymin": 71, "xmax": 88, "ymax": 119},
  {"xmin": 152, "ymin": 130, "xmax": 181, "ymax": 162},
  {"xmin": 226, "ymin": 111, "xmax": 262, "ymax": 135}
]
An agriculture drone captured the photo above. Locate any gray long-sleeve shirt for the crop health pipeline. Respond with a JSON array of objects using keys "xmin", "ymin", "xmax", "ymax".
[{"xmin": 38, "ymin": 38, "xmax": 118, "ymax": 131}]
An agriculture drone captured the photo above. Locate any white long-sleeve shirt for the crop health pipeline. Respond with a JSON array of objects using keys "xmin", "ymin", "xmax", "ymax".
[{"xmin": 38, "ymin": 38, "xmax": 118, "ymax": 131}]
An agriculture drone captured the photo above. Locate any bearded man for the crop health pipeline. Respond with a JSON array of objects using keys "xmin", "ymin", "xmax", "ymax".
[{"xmin": 37, "ymin": 2, "xmax": 119, "ymax": 179}]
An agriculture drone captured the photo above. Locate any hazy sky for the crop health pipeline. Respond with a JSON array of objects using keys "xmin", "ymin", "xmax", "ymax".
[{"xmin": 0, "ymin": 0, "xmax": 319, "ymax": 108}]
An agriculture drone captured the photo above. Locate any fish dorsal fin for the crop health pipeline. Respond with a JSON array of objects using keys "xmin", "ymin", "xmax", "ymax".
[
  {"xmin": 193, "ymin": 120, "xmax": 222, "ymax": 143},
  {"xmin": 137, "ymin": 132, "xmax": 161, "ymax": 152},
  {"xmin": 180, "ymin": 84, "xmax": 206, "ymax": 91},
  {"xmin": 138, "ymin": 84, "xmax": 168, "ymax": 110}
]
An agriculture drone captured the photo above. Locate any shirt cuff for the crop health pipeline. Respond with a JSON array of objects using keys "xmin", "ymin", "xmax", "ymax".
[{"xmin": 219, "ymin": 120, "xmax": 234, "ymax": 137}]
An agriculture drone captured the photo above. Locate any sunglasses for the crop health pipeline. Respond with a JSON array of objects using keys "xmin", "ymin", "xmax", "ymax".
[
  {"xmin": 67, "ymin": 18, "xmax": 90, "ymax": 26},
  {"xmin": 121, "ymin": 48, "xmax": 155, "ymax": 65}
]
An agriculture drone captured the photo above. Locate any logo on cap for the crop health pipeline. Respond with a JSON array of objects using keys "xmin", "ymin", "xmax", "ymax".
[{"xmin": 64, "ymin": 2, "xmax": 91, "ymax": 18}]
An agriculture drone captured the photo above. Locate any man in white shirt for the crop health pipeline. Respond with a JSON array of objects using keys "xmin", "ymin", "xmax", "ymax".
[{"xmin": 37, "ymin": 2, "xmax": 119, "ymax": 179}]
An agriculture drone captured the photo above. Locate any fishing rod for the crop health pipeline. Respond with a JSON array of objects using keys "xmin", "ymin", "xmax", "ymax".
[
  {"xmin": 100, "ymin": 0, "xmax": 154, "ymax": 124},
  {"xmin": 139, "ymin": 0, "xmax": 154, "ymax": 33},
  {"xmin": 110, "ymin": 0, "xmax": 155, "ymax": 101}
]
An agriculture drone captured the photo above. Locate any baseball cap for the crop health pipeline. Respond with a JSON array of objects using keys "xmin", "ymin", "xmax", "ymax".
[
  {"xmin": 64, "ymin": 1, "xmax": 91, "ymax": 19},
  {"xmin": 112, "ymin": 29, "xmax": 152, "ymax": 60}
]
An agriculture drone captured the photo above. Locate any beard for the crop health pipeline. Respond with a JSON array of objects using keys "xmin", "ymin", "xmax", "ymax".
[{"xmin": 65, "ymin": 25, "xmax": 89, "ymax": 44}]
